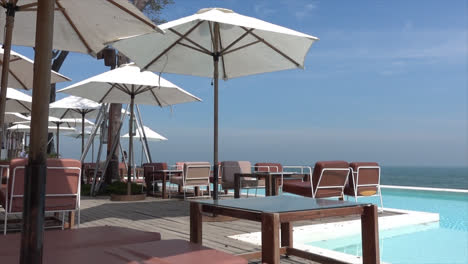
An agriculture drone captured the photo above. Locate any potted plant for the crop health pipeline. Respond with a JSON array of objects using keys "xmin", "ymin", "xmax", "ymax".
[{"xmin": 106, "ymin": 181, "xmax": 146, "ymax": 201}]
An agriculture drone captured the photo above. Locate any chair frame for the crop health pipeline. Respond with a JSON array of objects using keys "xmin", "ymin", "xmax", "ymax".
[
  {"xmin": 348, "ymin": 166, "xmax": 384, "ymax": 210},
  {"xmin": 0, "ymin": 164, "xmax": 81, "ymax": 235},
  {"xmin": 311, "ymin": 167, "xmax": 351, "ymax": 198},
  {"xmin": 177, "ymin": 164, "xmax": 211, "ymax": 199},
  {"xmin": 254, "ymin": 165, "xmax": 312, "ymax": 194},
  {"xmin": 221, "ymin": 164, "xmax": 260, "ymax": 197}
]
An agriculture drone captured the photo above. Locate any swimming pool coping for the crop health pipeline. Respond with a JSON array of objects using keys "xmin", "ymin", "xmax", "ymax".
[{"xmin": 381, "ymin": 185, "xmax": 468, "ymax": 193}]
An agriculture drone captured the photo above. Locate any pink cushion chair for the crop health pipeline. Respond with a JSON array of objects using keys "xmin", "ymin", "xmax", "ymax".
[
  {"xmin": 0, "ymin": 158, "xmax": 81, "ymax": 234},
  {"xmin": 345, "ymin": 162, "xmax": 383, "ymax": 209},
  {"xmin": 282, "ymin": 161, "xmax": 350, "ymax": 198}
]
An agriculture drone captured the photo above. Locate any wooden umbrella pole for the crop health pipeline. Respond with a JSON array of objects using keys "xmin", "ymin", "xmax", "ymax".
[
  {"xmin": 20, "ymin": 0, "xmax": 55, "ymax": 263},
  {"xmin": 212, "ymin": 22, "xmax": 220, "ymax": 200},
  {"xmin": 127, "ymin": 94, "xmax": 135, "ymax": 195},
  {"xmin": 0, "ymin": 1, "xmax": 16, "ymax": 147}
]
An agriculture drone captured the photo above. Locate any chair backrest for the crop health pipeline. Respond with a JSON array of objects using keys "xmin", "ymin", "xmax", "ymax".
[
  {"xmin": 221, "ymin": 161, "xmax": 251, "ymax": 188},
  {"xmin": 6, "ymin": 158, "xmax": 81, "ymax": 213},
  {"xmin": 175, "ymin": 162, "xmax": 185, "ymax": 170},
  {"xmin": 312, "ymin": 161, "xmax": 349, "ymax": 198},
  {"xmin": 183, "ymin": 162, "xmax": 211, "ymax": 186},
  {"xmin": 347, "ymin": 162, "xmax": 380, "ymax": 196},
  {"xmin": 254, "ymin": 162, "xmax": 283, "ymax": 173},
  {"xmin": 143, "ymin": 162, "xmax": 168, "ymax": 178}
]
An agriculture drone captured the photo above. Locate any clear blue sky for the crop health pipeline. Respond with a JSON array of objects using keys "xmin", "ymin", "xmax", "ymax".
[{"xmin": 14, "ymin": 0, "xmax": 467, "ymax": 166}]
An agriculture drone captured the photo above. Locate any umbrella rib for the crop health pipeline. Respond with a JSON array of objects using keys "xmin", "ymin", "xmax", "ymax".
[
  {"xmin": 8, "ymin": 67, "xmax": 28, "ymax": 89},
  {"xmin": 59, "ymin": 108, "xmax": 71, "ymax": 119},
  {"xmin": 208, "ymin": 21, "xmax": 215, "ymax": 51},
  {"xmin": 219, "ymin": 28, "xmax": 254, "ymax": 55},
  {"xmin": 115, "ymin": 83, "xmax": 132, "ymax": 95},
  {"xmin": 216, "ymin": 25, "xmax": 228, "ymax": 80},
  {"xmin": 16, "ymin": 100, "xmax": 31, "ymax": 112},
  {"xmin": 107, "ymin": 0, "xmax": 156, "ymax": 30},
  {"xmin": 168, "ymin": 28, "xmax": 211, "ymax": 55},
  {"xmin": 222, "ymin": 40, "xmax": 261, "ymax": 55},
  {"xmin": 241, "ymin": 27, "xmax": 301, "ymax": 68},
  {"xmin": 99, "ymin": 83, "xmax": 117, "ymax": 103},
  {"xmin": 133, "ymin": 84, "xmax": 145, "ymax": 94},
  {"xmin": 142, "ymin": 20, "xmax": 205, "ymax": 71},
  {"xmin": 55, "ymin": 1, "xmax": 93, "ymax": 54},
  {"xmin": 177, "ymin": 42, "xmax": 211, "ymax": 55},
  {"xmin": 16, "ymin": 2, "xmax": 37, "ymax": 10},
  {"xmin": 149, "ymin": 89, "xmax": 163, "ymax": 107}
]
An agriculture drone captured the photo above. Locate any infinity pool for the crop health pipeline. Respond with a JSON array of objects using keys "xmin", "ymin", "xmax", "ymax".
[{"xmin": 307, "ymin": 188, "xmax": 468, "ymax": 264}]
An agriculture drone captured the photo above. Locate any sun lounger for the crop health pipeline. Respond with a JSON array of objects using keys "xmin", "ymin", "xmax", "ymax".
[
  {"xmin": 0, "ymin": 158, "xmax": 81, "ymax": 234},
  {"xmin": 345, "ymin": 162, "xmax": 383, "ymax": 209},
  {"xmin": 0, "ymin": 227, "xmax": 246, "ymax": 264},
  {"xmin": 282, "ymin": 160, "xmax": 350, "ymax": 198}
]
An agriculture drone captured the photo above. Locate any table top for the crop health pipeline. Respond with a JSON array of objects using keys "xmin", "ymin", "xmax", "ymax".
[{"xmin": 193, "ymin": 195, "xmax": 367, "ymax": 213}]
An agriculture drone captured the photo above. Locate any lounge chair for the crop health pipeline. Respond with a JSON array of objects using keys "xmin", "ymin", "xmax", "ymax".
[
  {"xmin": 282, "ymin": 160, "xmax": 350, "ymax": 198},
  {"xmin": 345, "ymin": 162, "xmax": 383, "ymax": 209},
  {"xmin": 170, "ymin": 162, "xmax": 211, "ymax": 199},
  {"xmin": 254, "ymin": 162, "xmax": 312, "ymax": 193},
  {"xmin": 143, "ymin": 162, "xmax": 168, "ymax": 195},
  {"xmin": 221, "ymin": 161, "xmax": 260, "ymax": 197},
  {"xmin": 0, "ymin": 158, "xmax": 81, "ymax": 234}
]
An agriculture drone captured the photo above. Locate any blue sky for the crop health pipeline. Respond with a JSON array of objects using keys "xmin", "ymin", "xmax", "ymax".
[{"xmin": 13, "ymin": 0, "xmax": 467, "ymax": 166}]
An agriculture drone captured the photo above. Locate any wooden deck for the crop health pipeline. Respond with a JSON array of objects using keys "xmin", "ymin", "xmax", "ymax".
[{"xmin": 76, "ymin": 195, "xmax": 396, "ymax": 264}]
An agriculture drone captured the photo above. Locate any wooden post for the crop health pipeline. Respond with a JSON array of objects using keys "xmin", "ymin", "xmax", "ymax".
[
  {"xmin": 190, "ymin": 202, "xmax": 202, "ymax": 244},
  {"xmin": 0, "ymin": 0, "xmax": 16, "ymax": 147},
  {"xmin": 127, "ymin": 94, "xmax": 134, "ymax": 195},
  {"xmin": 234, "ymin": 173, "xmax": 240, "ymax": 198},
  {"xmin": 361, "ymin": 205, "xmax": 380, "ymax": 264},
  {"xmin": 262, "ymin": 213, "xmax": 280, "ymax": 264},
  {"xmin": 20, "ymin": 0, "xmax": 55, "ymax": 263}
]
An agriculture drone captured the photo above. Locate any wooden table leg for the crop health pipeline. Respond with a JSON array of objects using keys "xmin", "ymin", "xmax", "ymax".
[
  {"xmin": 162, "ymin": 174, "xmax": 167, "ymax": 199},
  {"xmin": 194, "ymin": 186, "xmax": 200, "ymax": 196},
  {"xmin": 361, "ymin": 205, "xmax": 380, "ymax": 264},
  {"xmin": 67, "ymin": 211, "xmax": 75, "ymax": 229},
  {"xmin": 281, "ymin": 222, "xmax": 293, "ymax": 248},
  {"xmin": 262, "ymin": 212, "xmax": 280, "ymax": 264},
  {"xmin": 234, "ymin": 174, "xmax": 241, "ymax": 198},
  {"xmin": 190, "ymin": 202, "xmax": 202, "ymax": 245}
]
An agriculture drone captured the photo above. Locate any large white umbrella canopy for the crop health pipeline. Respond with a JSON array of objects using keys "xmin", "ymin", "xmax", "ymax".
[
  {"xmin": 122, "ymin": 125, "xmax": 167, "ymax": 142},
  {"xmin": 111, "ymin": 7, "xmax": 318, "ymax": 199},
  {"xmin": 0, "ymin": 0, "xmax": 162, "ymax": 55},
  {"xmin": 58, "ymin": 63, "xmax": 201, "ymax": 195},
  {"xmin": 5, "ymin": 87, "xmax": 31, "ymax": 112},
  {"xmin": 4, "ymin": 112, "xmax": 29, "ymax": 123},
  {"xmin": 0, "ymin": 47, "xmax": 70, "ymax": 90},
  {"xmin": 58, "ymin": 64, "xmax": 202, "ymax": 106}
]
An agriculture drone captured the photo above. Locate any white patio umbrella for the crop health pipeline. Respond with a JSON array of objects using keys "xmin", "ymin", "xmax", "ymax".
[
  {"xmin": 58, "ymin": 63, "xmax": 201, "ymax": 194},
  {"xmin": 5, "ymin": 87, "xmax": 31, "ymax": 113},
  {"xmin": 16, "ymin": 116, "xmax": 94, "ymax": 157},
  {"xmin": 111, "ymin": 7, "xmax": 319, "ymax": 199},
  {"xmin": 4, "ymin": 112, "xmax": 29, "ymax": 123},
  {"xmin": 122, "ymin": 125, "xmax": 167, "ymax": 142},
  {"xmin": 8, "ymin": 123, "xmax": 75, "ymax": 133},
  {"xmin": 0, "ymin": 47, "xmax": 70, "ymax": 90},
  {"xmin": 49, "ymin": 95, "xmax": 100, "ymax": 153},
  {"xmin": 0, "ymin": 1, "xmax": 162, "ymax": 261}
]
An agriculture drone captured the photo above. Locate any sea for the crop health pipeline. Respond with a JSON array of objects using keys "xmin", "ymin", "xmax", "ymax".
[{"xmin": 380, "ymin": 166, "xmax": 468, "ymax": 190}]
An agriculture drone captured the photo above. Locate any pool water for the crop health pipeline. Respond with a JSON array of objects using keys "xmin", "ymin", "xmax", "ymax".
[{"xmin": 306, "ymin": 188, "xmax": 468, "ymax": 264}]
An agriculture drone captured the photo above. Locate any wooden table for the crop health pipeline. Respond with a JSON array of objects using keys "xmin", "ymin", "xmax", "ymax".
[
  {"xmin": 190, "ymin": 196, "xmax": 380, "ymax": 264},
  {"xmin": 150, "ymin": 169, "xmax": 182, "ymax": 199},
  {"xmin": 234, "ymin": 172, "xmax": 304, "ymax": 198}
]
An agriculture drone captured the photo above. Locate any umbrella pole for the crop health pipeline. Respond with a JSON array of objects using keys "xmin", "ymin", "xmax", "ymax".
[
  {"xmin": 127, "ymin": 95, "xmax": 135, "ymax": 195},
  {"xmin": 212, "ymin": 22, "xmax": 220, "ymax": 200},
  {"xmin": 20, "ymin": 0, "xmax": 55, "ymax": 263},
  {"xmin": 56, "ymin": 123, "xmax": 60, "ymax": 158},
  {"xmin": 0, "ymin": 1, "xmax": 16, "ymax": 147},
  {"xmin": 81, "ymin": 112, "xmax": 85, "ymax": 154}
]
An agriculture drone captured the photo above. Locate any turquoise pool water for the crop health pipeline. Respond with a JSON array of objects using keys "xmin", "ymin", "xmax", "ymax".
[{"xmin": 306, "ymin": 188, "xmax": 468, "ymax": 264}]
